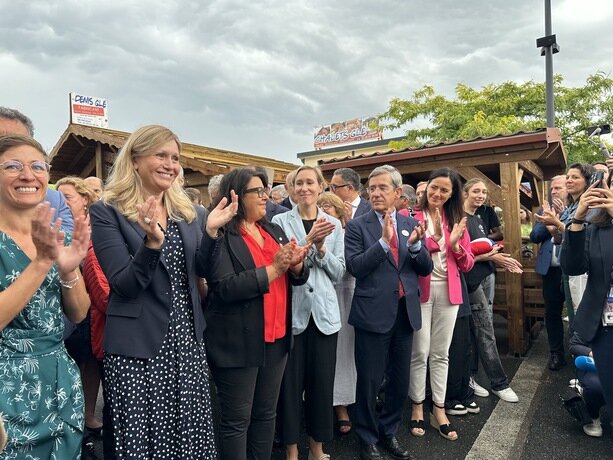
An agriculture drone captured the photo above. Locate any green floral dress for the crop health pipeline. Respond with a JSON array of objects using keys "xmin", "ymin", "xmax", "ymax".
[{"xmin": 0, "ymin": 232, "xmax": 84, "ymax": 459}]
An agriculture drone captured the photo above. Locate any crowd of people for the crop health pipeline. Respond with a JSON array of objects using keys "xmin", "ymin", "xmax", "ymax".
[{"xmin": 0, "ymin": 104, "xmax": 612, "ymax": 460}]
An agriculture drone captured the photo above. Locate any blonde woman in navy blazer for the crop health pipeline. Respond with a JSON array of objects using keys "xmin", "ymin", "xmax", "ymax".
[{"xmin": 272, "ymin": 165, "xmax": 345, "ymax": 460}]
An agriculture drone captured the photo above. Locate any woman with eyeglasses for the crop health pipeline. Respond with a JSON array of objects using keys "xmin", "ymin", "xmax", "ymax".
[
  {"xmin": 0, "ymin": 135, "xmax": 90, "ymax": 458},
  {"xmin": 273, "ymin": 166, "xmax": 345, "ymax": 460},
  {"xmin": 204, "ymin": 167, "xmax": 309, "ymax": 460},
  {"xmin": 317, "ymin": 191, "xmax": 356, "ymax": 435},
  {"xmin": 89, "ymin": 125, "xmax": 224, "ymax": 458}
]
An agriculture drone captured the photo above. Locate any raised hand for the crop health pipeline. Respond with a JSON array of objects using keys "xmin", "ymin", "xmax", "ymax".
[
  {"xmin": 408, "ymin": 222, "xmax": 426, "ymax": 245},
  {"xmin": 491, "ymin": 253, "xmax": 523, "ymax": 274},
  {"xmin": 579, "ymin": 180, "xmax": 613, "ymax": 218},
  {"xmin": 206, "ymin": 190, "xmax": 239, "ymax": 237},
  {"xmin": 306, "ymin": 218, "xmax": 336, "ymax": 251},
  {"xmin": 342, "ymin": 201, "xmax": 354, "ymax": 222},
  {"xmin": 31, "ymin": 202, "xmax": 62, "ymax": 266},
  {"xmin": 136, "ymin": 196, "xmax": 165, "ymax": 247},
  {"xmin": 432, "ymin": 207, "xmax": 443, "ymax": 241},
  {"xmin": 449, "ymin": 217, "xmax": 467, "ymax": 250},
  {"xmin": 56, "ymin": 214, "xmax": 91, "ymax": 276},
  {"xmin": 551, "ymin": 197, "xmax": 566, "ymax": 215},
  {"xmin": 381, "ymin": 212, "xmax": 395, "ymax": 245}
]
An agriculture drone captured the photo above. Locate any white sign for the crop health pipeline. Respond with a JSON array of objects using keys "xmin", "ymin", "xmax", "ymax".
[{"xmin": 70, "ymin": 92, "xmax": 108, "ymax": 128}]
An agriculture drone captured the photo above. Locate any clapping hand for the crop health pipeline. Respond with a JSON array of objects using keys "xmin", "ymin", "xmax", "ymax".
[
  {"xmin": 136, "ymin": 196, "xmax": 165, "ymax": 247},
  {"xmin": 408, "ymin": 222, "xmax": 426, "ymax": 245},
  {"xmin": 206, "ymin": 191, "xmax": 239, "ymax": 237},
  {"xmin": 32, "ymin": 202, "xmax": 90, "ymax": 276},
  {"xmin": 449, "ymin": 217, "xmax": 467, "ymax": 251},
  {"xmin": 306, "ymin": 218, "xmax": 336, "ymax": 252}
]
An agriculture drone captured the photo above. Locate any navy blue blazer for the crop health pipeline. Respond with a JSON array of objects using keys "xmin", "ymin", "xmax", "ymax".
[
  {"xmin": 266, "ymin": 200, "xmax": 290, "ymax": 221},
  {"xmin": 90, "ymin": 201, "xmax": 214, "ymax": 359},
  {"xmin": 560, "ymin": 223, "xmax": 613, "ymax": 342},
  {"xmin": 345, "ymin": 210, "xmax": 433, "ymax": 333},
  {"xmin": 530, "ymin": 219, "xmax": 556, "ymax": 276},
  {"xmin": 354, "ymin": 197, "xmax": 371, "ymax": 218}
]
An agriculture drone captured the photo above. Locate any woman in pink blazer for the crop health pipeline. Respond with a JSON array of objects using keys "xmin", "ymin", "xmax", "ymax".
[{"xmin": 409, "ymin": 168, "xmax": 474, "ymax": 441}]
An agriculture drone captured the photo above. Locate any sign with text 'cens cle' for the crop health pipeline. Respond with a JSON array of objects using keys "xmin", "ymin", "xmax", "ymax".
[{"xmin": 69, "ymin": 92, "xmax": 108, "ymax": 128}]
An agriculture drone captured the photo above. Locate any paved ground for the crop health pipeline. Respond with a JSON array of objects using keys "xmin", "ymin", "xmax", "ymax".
[{"xmin": 86, "ymin": 316, "xmax": 612, "ymax": 459}]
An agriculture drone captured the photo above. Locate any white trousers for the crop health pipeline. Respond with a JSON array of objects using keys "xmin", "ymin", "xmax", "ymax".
[{"xmin": 409, "ymin": 280, "xmax": 459, "ymax": 405}]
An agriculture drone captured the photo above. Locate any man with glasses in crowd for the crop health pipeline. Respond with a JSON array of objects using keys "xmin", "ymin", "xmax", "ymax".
[{"xmin": 330, "ymin": 167, "xmax": 371, "ymax": 220}]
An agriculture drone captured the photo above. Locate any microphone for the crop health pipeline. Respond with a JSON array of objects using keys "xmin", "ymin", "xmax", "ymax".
[{"xmin": 575, "ymin": 356, "xmax": 597, "ymax": 372}]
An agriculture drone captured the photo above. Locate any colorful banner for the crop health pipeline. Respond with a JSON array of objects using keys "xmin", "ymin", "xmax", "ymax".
[
  {"xmin": 70, "ymin": 92, "xmax": 108, "ymax": 128},
  {"xmin": 313, "ymin": 116, "xmax": 382, "ymax": 149}
]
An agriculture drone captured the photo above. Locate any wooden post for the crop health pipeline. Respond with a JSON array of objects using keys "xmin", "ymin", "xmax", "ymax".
[
  {"xmin": 500, "ymin": 162, "xmax": 527, "ymax": 355},
  {"xmin": 95, "ymin": 142, "xmax": 103, "ymax": 179}
]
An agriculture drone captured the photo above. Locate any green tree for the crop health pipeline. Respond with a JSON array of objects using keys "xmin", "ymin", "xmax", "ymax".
[{"xmin": 378, "ymin": 72, "xmax": 613, "ymax": 165}]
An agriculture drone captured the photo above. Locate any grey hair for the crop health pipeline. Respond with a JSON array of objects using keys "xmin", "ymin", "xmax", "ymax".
[
  {"xmin": 271, "ymin": 184, "xmax": 288, "ymax": 198},
  {"xmin": 401, "ymin": 184, "xmax": 417, "ymax": 206},
  {"xmin": 368, "ymin": 165, "xmax": 402, "ymax": 188},
  {"xmin": 333, "ymin": 167, "xmax": 361, "ymax": 189},
  {"xmin": 0, "ymin": 107, "xmax": 34, "ymax": 136},
  {"xmin": 208, "ymin": 174, "xmax": 224, "ymax": 199}
]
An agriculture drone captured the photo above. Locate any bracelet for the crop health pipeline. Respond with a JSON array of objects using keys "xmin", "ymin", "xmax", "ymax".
[
  {"xmin": 59, "ymin": 272, "xmax": 80, "ymax": 289},
  {"xmin": 571, "ymin": 217, "xmax": 585, "ymax": 225}
]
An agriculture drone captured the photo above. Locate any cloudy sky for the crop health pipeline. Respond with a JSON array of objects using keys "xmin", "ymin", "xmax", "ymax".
[{"xmin": 1, "ymin": 0, "xmax": 612, "ymax": 164}]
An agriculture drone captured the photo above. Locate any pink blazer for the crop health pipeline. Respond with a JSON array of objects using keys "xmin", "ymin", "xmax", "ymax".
[{"xmin": 413, "ymin": 210, "xmax": 474, "ymax": 305}]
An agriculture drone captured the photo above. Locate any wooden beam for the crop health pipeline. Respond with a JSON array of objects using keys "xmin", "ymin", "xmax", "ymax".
[
  {"xmin": 65, "ymin": 145, "xmax": 89, "ymax": 173},
  {"xmin": 80, "ymin": 155, "xmax": 96, "ymax": 177},
  {"xmin": 455, "ymin": 166, "xmax": 503, "ymax": 205},
  {"xmin": 500, "ymin": 162, "xmax": 527, "ymax": 354},
  {"xmin": 519, "ymin": 160, "xmax": 544, "ymax": 180}
]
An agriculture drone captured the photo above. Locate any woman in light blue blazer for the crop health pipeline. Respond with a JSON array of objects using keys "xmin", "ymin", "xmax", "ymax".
[{"xmin": 272, "ymin": 165, "xmax": 345, "ymax": 460}]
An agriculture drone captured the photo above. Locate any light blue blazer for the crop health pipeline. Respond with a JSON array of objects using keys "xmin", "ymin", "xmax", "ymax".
[{"xmin": 272, "ymin": 206, "xmax": 345, "ymax": 335}]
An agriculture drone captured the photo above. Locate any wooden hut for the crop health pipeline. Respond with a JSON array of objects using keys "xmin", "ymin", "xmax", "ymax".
[{"xmin": 315, "ymin": 128, "xmax": 567, "ymax": 355}]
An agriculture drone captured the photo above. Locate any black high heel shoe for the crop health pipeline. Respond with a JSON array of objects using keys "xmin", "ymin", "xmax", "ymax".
[
  {"xmin": 409, "ymin": 401, "xmax": 426, "ymax": 437},
  {"xmin": 430, "ymin": 403, "xmax": 458, "ymax": 441}
]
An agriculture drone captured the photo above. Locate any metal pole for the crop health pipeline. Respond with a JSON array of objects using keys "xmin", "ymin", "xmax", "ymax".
[{"xmin": 545, "ymin": 0, "xmax": 555, "ymax": 127}]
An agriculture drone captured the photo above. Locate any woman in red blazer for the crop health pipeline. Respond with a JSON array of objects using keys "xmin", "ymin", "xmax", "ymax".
[{"xmin": 409, "ymin": 168, "xmax": 474, "ymax": 441}]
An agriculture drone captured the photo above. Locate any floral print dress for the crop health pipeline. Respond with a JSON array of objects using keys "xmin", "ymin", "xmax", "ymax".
[{"xmin": 0, "ymin": 231, "xmax": 84, "ymax": 460}]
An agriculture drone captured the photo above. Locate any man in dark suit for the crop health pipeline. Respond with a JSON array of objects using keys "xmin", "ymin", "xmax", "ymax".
[
  {"xmin": 280, "ymin": 169, "xmax": 298, "ymax": 210},
  {"xmin": 345, "ymin": 165, "xmax": 432, "ymax": 460},
  {"xmin": 331, "ymin": 167, "xmax": 371, "ymax": 220},
  {"xmin": 530, "ymin": 175, "xmax": 568, "ymax": 370}
]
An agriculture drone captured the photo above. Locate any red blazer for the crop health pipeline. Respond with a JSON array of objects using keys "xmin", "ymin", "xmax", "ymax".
[
  {"xmin": 82, "ymin": 241, "xmax": 109, "ymax": 361},
  {"xmin": 413, "ymin": 210, "xmax": 474, "ymax": 305}
]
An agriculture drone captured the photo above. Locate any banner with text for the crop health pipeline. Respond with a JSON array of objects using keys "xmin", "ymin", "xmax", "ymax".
[
  {"xmin": 313, "ymin": 116, "xmax": 382, "ymax": 149},
  {"xmin": 70, "ymin": 92, "xmax": 108, "ymax": 128}
]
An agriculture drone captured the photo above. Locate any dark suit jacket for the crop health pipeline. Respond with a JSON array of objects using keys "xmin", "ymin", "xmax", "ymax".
[
  {"xmin": 195, "ymin": 204, "xmax": 209, "ymax": 230},
  {"xmin": 354, "ymin": 197, "xmax": 371, "ymax": 218},
  {"xmin": 560, "ymin": 223, "xmax": 613, "ymax": 342},
  {"xmin": 280, "ymin": 196, "xmax": 294, "ymax": 210},
  {"xmin": 530, "ymin": 217, "xmax": 556, "ymax": 276},
  {"xmin": 203, "ymin": 220, "xmax": 309, "ymax": 368},
  {"xmin": 345, "ymin": 210, "xmax": 433, "ymax": 333},
  {"xmin": 266, "ymin": 200, "xmax": 289, "ymax": 221},
  {"xmin": 90, "ymin": 201, "xmax": 214, "ymax": 359}
]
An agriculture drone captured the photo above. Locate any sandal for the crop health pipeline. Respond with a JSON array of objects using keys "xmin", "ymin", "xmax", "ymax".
[
  {"xmin": 336, "ymin": 419, "xmax": 352, "ymax": 436},
  {"xmin": 308, "ymin": 452, "xmax": 331, "ymax": 460},
  {"xmin": 430, "ymin": 404, "xmax": 458, "ymax": 441},
  {"xmin": 409, "ymin": 401, "xmax": 426, "ymax": 437}
]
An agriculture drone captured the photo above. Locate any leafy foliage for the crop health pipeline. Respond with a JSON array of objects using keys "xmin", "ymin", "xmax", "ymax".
[{"xmin": 378, "ymin": 73, "xmax": 613, "ymax": 165}]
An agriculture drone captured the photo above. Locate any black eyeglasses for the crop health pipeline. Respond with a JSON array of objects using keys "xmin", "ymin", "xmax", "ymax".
[
  {"xmin": 329, "ymin": 183, "xmax": 351, "ymax": 192},
  {"xmin": 244, "ymin": 187, "xmax": 267, "ymax": 198},
  {"xmin": 0, "ymin": 159, "xmax": 51, "ymax": 176}
]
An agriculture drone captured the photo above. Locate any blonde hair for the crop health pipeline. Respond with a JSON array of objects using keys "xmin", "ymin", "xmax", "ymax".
[
  {"xmin": 318, "ymin": 191, "xmax": 346, "ymax": 221},
  {"xmin": 56, "ymin": 176, "xmax": 97, "ymax": 214},
  {"xmin": 294, "ymin": 165, "xmax": 327, "ymax": 187},
  {"xmin": 102, "ymin": 125, "xmax": 195, "ymax": 223}
]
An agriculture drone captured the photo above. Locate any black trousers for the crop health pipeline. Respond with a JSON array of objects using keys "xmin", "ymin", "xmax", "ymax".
[
  {"xmin": 353, "ymin": 300, "xmax": 413, "ymax": 446},
  {"xmin": 542, "ymin": 266, "xmax": 565, "ymax": 354},
  {"xmin": 446, "ymin": 315, "xmax": 473, "ymax": 403},
  {"xmin": 211, "ymin": 340, "xmax": 288, "ymax": 460},
  {"xmin": 278, "ymin": 318, "xmax": 338, "ymax": 444}
]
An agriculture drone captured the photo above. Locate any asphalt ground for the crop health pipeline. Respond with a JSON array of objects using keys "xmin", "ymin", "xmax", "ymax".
[{"xmin": 86, "ymin": 316, "xmax": 612, "ymax": 459}]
